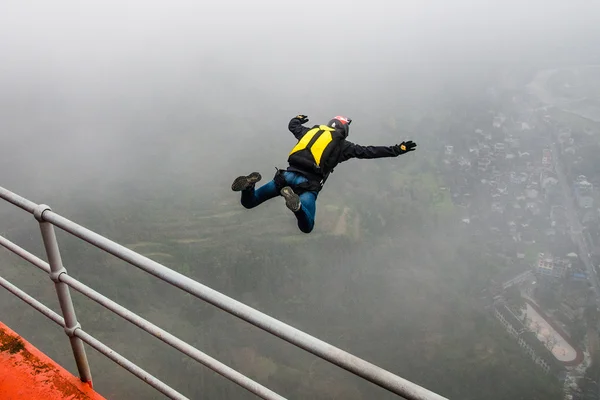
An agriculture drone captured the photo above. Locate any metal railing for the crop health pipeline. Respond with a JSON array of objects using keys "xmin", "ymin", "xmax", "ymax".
[{"xmin": 0, "ymin": 186, "xmax": 448, "ymax": 400}]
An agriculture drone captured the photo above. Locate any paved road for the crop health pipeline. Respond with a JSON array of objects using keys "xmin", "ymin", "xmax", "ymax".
[
  {"xmin": 527, "ymin": 67, "xmax": 600, "ymax": 304},
  {"xmin": 551, "ymin": 140, "xmax": 600, "ymax": 302}
]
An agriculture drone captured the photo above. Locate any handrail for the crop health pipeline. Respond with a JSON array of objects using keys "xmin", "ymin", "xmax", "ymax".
[
  {"xmin": 0, "ymin": 185, "xmax": 448, "ymax": 400},
  {"xmin": 0, "ymin": 235, "xmax": 284, "ymax": 400},
  {"xmin": 0, "ymin": 275, "xmax": 187, "ymax": 400}
]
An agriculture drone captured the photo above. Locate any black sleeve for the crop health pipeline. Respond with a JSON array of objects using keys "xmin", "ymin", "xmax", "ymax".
[
  {"xmin": 338, "ymin": 141, "xmax": 400, "ymax": 163},
  {"xmin": 288, "ymin": 118, "xmax": 311, "ymax": 140}
]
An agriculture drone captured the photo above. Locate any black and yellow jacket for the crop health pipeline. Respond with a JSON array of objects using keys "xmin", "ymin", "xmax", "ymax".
[{"xmin": 286, "ymin": 117, "xmax": 403, "ymax": 182}]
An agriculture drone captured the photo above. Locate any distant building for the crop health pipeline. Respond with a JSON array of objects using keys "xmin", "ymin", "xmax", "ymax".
[
  {"xmin": 574, "ymin": 176, "xmax": 593, "ymax": 209},
  {"xmin": 510, "ymin": 172, "xmax": 528, "ymax": 185},
  {"xmin": 535, "ymin": 253, "xmax": 571, "ymax": 279},
  {"xmin": 494, "ymin": 142, "xmax": 506, "ymax": 155},
  {"xmin": 479, "ymin": 143, "xmax": 491, "ymax": 155},
  {"xmin": 542, "ymin": 148, "xmax": 552, "ymax": 170},
  {"xmin": 478, "ymin": 157, "xmax": 491, "ymax": 172},
  {"xmin": 457, "ymin": 156, "xmax": 471, "ymax": 169},
  {"xmin": 571, "ymin": 272, "xmax": 587, "ymax": 281},
  {"xmin": 496, "ymin": 181, "xmax": 508, "ymax": 196}
]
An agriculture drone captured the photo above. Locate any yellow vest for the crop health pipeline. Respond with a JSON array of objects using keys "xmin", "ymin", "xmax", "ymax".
[{"xmin": 288, "ymin": 125, "xmax": 336, "ymax": 167}]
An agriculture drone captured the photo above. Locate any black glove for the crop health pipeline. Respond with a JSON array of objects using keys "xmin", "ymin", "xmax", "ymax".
[
  {"xmin": 294, "ymin": 114, "xmax": 309, "ymax": 124},
  {"xmin": 395, "ymin": 140, "xmax": 417, "ymax": 155}
]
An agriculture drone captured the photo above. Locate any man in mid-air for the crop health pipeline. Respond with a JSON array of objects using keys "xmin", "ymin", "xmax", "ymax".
[{"xmin": 231, "ymin": 114, "xmax": 417, "ymax": 233}]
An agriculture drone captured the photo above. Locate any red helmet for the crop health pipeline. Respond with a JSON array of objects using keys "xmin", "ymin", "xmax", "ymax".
[{"xmin": 327, "ymin": 116, "xmax": 352, "ymax": 137}]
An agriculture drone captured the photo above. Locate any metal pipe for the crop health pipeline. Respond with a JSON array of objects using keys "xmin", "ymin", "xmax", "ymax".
[
  {"xmin": 0, "ymin": 235, "xmax": 50, "ymax": 273},
  {"xmin": 0, "ymin": 276, "xmax": 188, "ymax": 400},
  {"xmin": 74, "ymin": 330, "xmax": 190, "ymax": 400},
  {"xmin": 0, "ymin": 234, "xmax": 286, "ymax": 400},
  {"xmin": 0, "ymin": 186, "xmax": 37, "ymax": 213},
  {"xmin": 37, "ymin": 214, "xmax": 93, "ymax": 385},
  {"xmin": 60, "ymin": 274, "xmax": 286, "ymax": 400},
  {"xmin": 0, "ymin": 275, "xmax": 65, "ymax": 326},
  {"xmin": 42, "ymin": 210, "xmax": 448, "ymax": 400}
]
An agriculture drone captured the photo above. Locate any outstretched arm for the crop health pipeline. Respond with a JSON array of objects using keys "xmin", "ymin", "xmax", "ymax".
[
  {"xmin": 288, "ymin": 114, "xmax": 311, "ymax": 139},
  {"xmin": 339, "ymin": 140, "xmax": 417, "ymax": 163}
]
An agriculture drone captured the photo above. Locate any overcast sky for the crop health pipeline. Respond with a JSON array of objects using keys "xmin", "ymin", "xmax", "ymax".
[{"xmin": 0, "ymin": 0, "xmax": 599, "ymax": 197}]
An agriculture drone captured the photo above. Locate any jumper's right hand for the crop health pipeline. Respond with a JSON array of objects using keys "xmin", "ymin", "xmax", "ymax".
[{"xmin": 294, "ymin": 114, "xmax": 309, "ymax": 124}]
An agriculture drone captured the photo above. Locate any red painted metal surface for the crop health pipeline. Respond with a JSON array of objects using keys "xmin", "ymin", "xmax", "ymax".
[{"xmin": 0, "ymin": 321, "xmax": 105, "ymax": 400}]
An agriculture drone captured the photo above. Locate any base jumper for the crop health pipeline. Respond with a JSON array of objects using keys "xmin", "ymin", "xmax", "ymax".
[{"xmin": 231, "ymin": 115, "xmax": 417, "ymax": 233}]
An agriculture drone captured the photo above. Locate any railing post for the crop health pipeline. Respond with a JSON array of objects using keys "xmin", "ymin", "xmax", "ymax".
[{"xmin": 34, "ymin": 204, "xmax": 93, "ymax": 386}]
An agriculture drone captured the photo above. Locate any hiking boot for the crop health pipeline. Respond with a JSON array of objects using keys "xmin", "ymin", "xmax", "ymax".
[
  {"xmin": 231, "ymin": 172, "xmax": 262, "ymax": 191},
  {"xmin": 280, "ymin": 186, "xmax": 301, "ymax": 212}
]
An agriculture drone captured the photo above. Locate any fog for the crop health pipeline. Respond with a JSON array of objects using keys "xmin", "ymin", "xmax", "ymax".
[
  {"xmin": 1, "ymin": 1, "xmax": 600, "ymax": 399},
  {"xmin": 2, "ymin": 1, "xmax": 598, "ymax": 191}
]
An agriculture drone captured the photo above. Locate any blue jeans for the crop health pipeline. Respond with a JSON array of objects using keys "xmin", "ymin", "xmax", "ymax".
[{"xmin": 240, "ymin": 171, "xmax": 318, "ymax": 233}]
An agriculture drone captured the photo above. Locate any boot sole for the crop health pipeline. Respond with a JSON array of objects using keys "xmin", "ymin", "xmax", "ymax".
[
  {"xmin": 280, "ymin": 186, "xmax": 301, "ymax": 212},
  {"xmin": 231, "ymin": 172, "xmax": 262, "ymax": 191}
]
